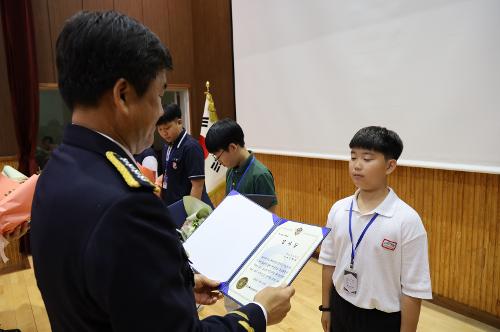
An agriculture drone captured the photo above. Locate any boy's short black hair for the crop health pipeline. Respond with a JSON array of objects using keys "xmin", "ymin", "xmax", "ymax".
[
  {"xmin": 205, "ymin": 118, "xmax": 245, "ymax": 153},
  {"xmin": 156, "ymin": 103, "xmax": 182, "ymax": 126},
  {"xmin": 349, "ymin": 126, "xmax": 403, "ymax": 160},
  {"xmin": 56, "ymin": 11, "xmax": 172, "ymax": 110}
]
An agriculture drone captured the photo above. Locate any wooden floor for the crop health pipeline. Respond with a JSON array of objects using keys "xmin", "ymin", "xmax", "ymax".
[{"xmin": 0, "ymin": 258, "xmax": 497, "ymax": 332}]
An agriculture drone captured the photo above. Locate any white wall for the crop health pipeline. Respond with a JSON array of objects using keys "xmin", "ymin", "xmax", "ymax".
[{"xmin": 232, "ymin": 0, "xmax": 500, "ymax": 174}]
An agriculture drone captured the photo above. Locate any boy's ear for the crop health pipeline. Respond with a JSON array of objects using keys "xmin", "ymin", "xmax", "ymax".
[
  {"xmin": 386, "ymin": 159, "xmax": 397, "ymax": 175},
  {"xmin": 228, "ymin": 143, "xmax": 238, "ymax": 152}
]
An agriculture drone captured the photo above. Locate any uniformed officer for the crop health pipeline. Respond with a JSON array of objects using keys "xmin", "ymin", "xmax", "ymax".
[{"xmin": 30, "ymin": 10, "xmax": 294, "ymax": 332}]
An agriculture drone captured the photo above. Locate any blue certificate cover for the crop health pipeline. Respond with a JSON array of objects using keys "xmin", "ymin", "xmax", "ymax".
[
  {"xmin": 183, "ymin": 190, "xmax": 330, "ymax": 306},
  {"xmin": 167, "ymin": 199, "xmax": 187, "ymax": 228}
]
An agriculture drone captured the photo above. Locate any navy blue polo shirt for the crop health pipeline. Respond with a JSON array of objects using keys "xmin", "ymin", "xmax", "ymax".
[{"xmin": 161, "ymin": 129, "xmax": 213, "ymax": 207}]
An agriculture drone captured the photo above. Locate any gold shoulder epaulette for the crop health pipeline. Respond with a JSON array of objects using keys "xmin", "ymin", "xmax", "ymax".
[{"xmin": 106, "ymin": 151, "xmax": 160, "ymax": 194}]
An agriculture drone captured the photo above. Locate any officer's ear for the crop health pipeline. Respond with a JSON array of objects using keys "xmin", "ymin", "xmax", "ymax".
[{"xmin": 112, "ymin": 78, "xmax": 130, "ymax": 113}]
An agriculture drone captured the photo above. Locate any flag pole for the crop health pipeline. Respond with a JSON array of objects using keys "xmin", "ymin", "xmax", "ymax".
[{"xmin": 199, "ymin": 80, "xmax": 226, "ymax": 199}]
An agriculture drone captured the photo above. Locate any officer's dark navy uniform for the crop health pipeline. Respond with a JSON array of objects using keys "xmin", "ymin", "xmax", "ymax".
[
  {"xmin": 30, "ymin": 124, "xmax": 266, "ymax": 331},
  {"xmin": 160, "ymin": 128, "xmax": 213, "ymax": 207}
]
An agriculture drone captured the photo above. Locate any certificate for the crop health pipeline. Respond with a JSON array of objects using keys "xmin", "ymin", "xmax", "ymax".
[{"xmin": 183, "ymin": 190, "xmax": 330, "ymax": 306}]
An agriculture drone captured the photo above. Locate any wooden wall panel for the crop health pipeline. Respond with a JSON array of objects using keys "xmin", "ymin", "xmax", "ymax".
[
  {"xmin": 164, "ymin": 0, "xmax": 196, "ymax": 133},
  {"xmin": 31, "ymin": 0, "xmax": 55, "ymax": 83},
  {"xmin": 47, "ymin": 0, "xmax": 83, "ymax": 81},
  {"xmin": 82, "ymin": 0, "xmax": 113, "ymax": 11},
  {"xmin": 0, "ymin": 156, "xmax": 17, "ymax": 169},
  {"xmin": 191, "ymin": 0, "xmax": 235, "ymax": 138},
  {"xmin": 29, "ymin": 0, "xmax": 217, "ymax": 137},
  {"xmin": 0, "ymin": 5, "xmax": 18, "ymax": 156},
  {"xmin": 0, "ymin": 238, "xmax": 30, "ymax": 276},
  {"xmin": 166, "ymin": 0, "xmax": 194, "ymax": 85},
  {"xmin": 254, "ymin": 153, "xmax": 500, "ymax": 322},
  {"xmin": 143, "ymin": 0, "xmax": 171, "ymax": 50},
  {"xmin": 114, "ymin": 0, "xmax": 143, "ymax": 22},
  {"xmin": 30, "ymin": 0, "xmax": 195, "ymax": 84}
]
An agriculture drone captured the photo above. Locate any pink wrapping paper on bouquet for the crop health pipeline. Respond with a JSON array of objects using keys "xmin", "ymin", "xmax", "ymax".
[{"xmin": 0, "ymin": 173, "xmax": 39, "ymax": 234}]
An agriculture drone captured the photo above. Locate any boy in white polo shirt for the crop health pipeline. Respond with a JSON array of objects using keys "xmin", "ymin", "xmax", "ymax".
[{"xmin": 318, "ymin": 126, "xmax": 432, "ymax": 332}]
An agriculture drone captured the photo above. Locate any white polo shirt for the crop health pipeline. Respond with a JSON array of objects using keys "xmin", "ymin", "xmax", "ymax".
[{"xmin": 318, "ymin": 188, "xmax": 432, "ymax": 313}]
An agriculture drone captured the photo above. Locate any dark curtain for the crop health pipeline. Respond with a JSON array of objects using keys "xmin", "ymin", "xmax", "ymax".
[
  {"xmin": 0, "ymin": 0, "xmax": 39, "ymax": 176},
  {"xmin": 1, "ymin": 0, "xmax": 40, "ymax": 254}
]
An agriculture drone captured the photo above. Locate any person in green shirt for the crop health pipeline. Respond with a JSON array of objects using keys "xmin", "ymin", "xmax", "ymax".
[
  {"xmin": 205, "ymin": 118, "xmax": 278, "ymax": 312},
  {"xmin": 205, "ymin": 118, "xmax": 278, "ymax": 212}
]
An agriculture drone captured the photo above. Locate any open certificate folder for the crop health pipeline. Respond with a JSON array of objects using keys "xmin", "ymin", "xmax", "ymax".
[{"xmin": 183, "ymin": 190, "xmax": 330, "ymax": 306}]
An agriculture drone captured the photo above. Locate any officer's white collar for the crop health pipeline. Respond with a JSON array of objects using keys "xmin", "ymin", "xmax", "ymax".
[{"xmin": 94, "ymin": 130, "xmax": 136, "ymax": 163}]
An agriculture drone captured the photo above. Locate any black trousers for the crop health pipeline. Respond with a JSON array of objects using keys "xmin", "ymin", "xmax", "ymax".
[{"xmin": 330, "ymin": 286, "xmax": 401, "ymax": 332}]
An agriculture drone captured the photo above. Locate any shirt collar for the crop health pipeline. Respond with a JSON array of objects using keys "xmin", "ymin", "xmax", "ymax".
[
  {"xmin": 345, "ymin": 187, "xmax": 398, "ymax": 218},
  {"xmin": 234, "ymin": 151, "xmax": 254, "ymax": 174},
  {"xmin": 95, "ymin": 131, "xmax": 135, "ymax": 162},
  {"xmin": 171, "ymin": 129, "xmax": 187, "ymax": 149}
]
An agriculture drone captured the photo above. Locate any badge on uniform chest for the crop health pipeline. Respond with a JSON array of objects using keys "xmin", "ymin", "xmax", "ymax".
[{"xmin": 343, "ymin": 267, "xmax": 358, "ymax": 295}]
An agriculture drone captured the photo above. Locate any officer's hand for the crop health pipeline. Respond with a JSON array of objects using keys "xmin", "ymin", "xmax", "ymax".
[
  {"xmin": 3, "ymin": 221, "xmax": 30, "ymax": 242},
  {"xmin": 254, "ymin": 285, "xmax": 295, "ymax": 325},
  {"xmin": 193, "ymin": 274, "xmax": 224, "ymax": 305}
]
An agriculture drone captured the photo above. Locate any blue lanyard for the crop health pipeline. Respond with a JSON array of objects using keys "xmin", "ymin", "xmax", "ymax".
[
  {"xmin": 163, "ymin": 145, "xmax": 173, "ymax": 188},
  {"xmin": 348, "ymin": 200, "xmax": 379, "ymax": 269},
  {"xmin": 165, "ymin": 145, "xmax": 173, "ymax": 168},
  {"xmin": 230, "ymin": 156, "xmax": 255, "ymax": 191}
]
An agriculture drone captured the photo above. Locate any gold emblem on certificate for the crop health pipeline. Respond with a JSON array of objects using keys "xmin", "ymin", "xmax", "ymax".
[{"xmin": 236, "ymin": 277, "xmax": 248, "ymax": 289}]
